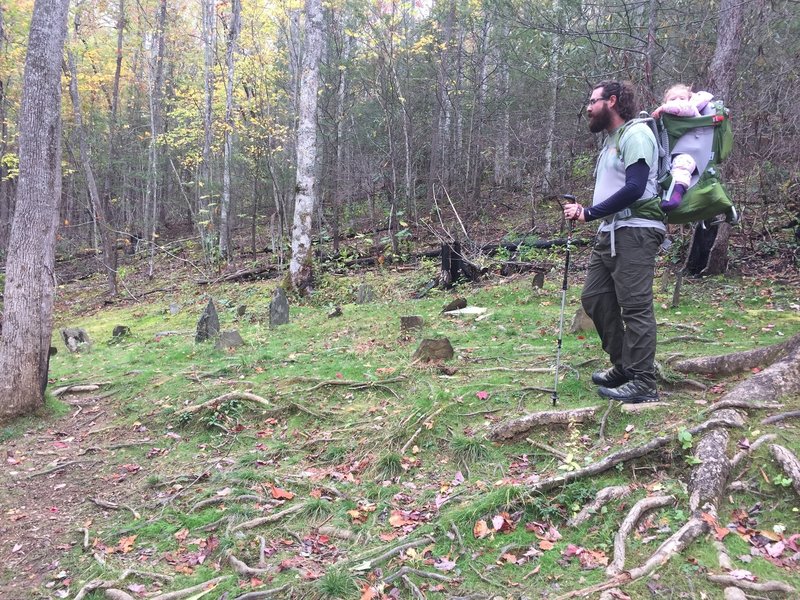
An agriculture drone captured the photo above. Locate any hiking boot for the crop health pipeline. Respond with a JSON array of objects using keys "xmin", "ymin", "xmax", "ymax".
[
  {"xmin": 597, "ymin": 380, "xmax": 659, "ymax": 404},
  {"xmin": 591, "ymin": 367, "xmax": 630, "ymax": 388}
]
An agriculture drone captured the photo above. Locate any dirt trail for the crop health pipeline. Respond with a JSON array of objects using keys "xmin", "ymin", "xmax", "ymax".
[{"xmin": 0, "ymin": 391, "xmax": 147, "ymax": 599}]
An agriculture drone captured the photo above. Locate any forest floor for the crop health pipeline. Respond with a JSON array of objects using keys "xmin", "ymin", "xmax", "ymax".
[{"xmin": 1, "ymin": 216, "xmax": 800, "ymax": 600}]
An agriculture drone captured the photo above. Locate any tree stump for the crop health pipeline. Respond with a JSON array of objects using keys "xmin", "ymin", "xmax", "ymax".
[
  {"xmin": 532, "ymin": 271, "xmax": 545, "ymax": 289},
  {"xmin": 269, "ymin": 287, "xmax": 289, "ymax": 328},
  {"xmin": 61, "ymin": 328, "xmax": 91, "ymax": 353},
  {"xmin": 400, "ymin": 316, "xmax": 424, "ymax": 333},
  {"xmin": 195, "ymin": 299, "xmax": 220, "ymax": 342},
  {"xmin": 412, "ymin": 338, "xmax": 454, "ymax": 362}
]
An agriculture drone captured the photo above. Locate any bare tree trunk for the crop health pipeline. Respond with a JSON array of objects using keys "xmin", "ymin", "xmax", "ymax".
[
  {"xmin": 642, "ymin": 0, "xmax": 659, "ymax": 106},
  {"xmin": 289, "ymin": 0, "xmax": 324, "ymax": 293},
  {"xmin": 332, "ymin": 30, "xmax": 350, "ymax": 255},
  {"xmin": 199, "ymin": 0, "xmax": 216, "ymax": 260},
  {"xmin": 493, "ymin": 22, "xmax": 509, "ymax": 188},
  {"xmin": 65, "ymin": 45, "xmax": 118, "ymax": 295},
  {"xmin": 0, "ymin": 0, "xmax": 70, "ymax": 422},
  {"xmin": 541, "ymin": 0, "xmax": 563, "ymax": 196},
  {"xmin": 145, "ymin": 0, "xmax": 167, "ymax": 279},
  {"xmin": 0, "ymin": 7, "xmax": 10, "ymax": 251},
  {"xmin": 219, "ymin": 0, "xmax": 241, "ymax": 260}
]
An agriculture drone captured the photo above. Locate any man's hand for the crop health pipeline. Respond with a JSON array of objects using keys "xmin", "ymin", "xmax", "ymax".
[{"xmin": 564, "ymin": 203, "xmax": 586, "ymax": 222}]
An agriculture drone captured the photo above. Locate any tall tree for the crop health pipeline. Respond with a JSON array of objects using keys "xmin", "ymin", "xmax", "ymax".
[
  {"xmin": 219, "ymin": 0, "xmax": 241, "ymax": 259},
  {"xmin": 199, "ymin": 0, "xmax": 216, "ymax": 260},
  {"xmin": 0, "ymin": 0, "xmax": 70, "ymax": 422},
  {"xmin": 289, "ymin": 0, "xmax": 324, "ymax": 293}
]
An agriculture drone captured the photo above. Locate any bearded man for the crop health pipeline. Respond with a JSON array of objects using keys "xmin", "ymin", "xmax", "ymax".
[{"xmin": 563, "ymin": 80, "xmax": 665, "ymax": 403}]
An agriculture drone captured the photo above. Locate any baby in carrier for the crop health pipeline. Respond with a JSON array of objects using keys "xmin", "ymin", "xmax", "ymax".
[{"xmin": 651, "ymin": 84, "xmax": 714, "ymax": 211}]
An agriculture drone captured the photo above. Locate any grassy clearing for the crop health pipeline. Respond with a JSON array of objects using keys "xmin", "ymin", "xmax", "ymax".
[{"xmin": 15, "ymin": 256, "xmax": 800, "ymax": 598}]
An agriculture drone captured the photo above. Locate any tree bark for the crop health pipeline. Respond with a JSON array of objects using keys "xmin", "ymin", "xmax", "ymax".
[
  {"xmin": 199, "ymin": 0, "xmax": 216, "ymax": 260},
  {"xmin": 673, "ymin": 332, "xmax": 800, "ymax": 376},
  {"xmin": 0, "ymin": 0, "xmax": 70, "ymax": 422},
  {"xmin": 289, "ymin": 0, "xmax": 324, "ymax": 293},
  {"xmin": 219, "ymin": 0, "xmax": 241, "ymax": 260},
  {"xmin": 65, "ymin": 43, "xmax": 118, "ymax": 296}
]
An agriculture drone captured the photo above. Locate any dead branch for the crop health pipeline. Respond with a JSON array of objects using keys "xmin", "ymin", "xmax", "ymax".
[
  {"xmin": 527, "ymin": 415, "xmax": 743, "ymax": 495},
  {"xmin": 770, "ymin": 445, "xmax": 800, "ymax": 496},
  {"xmin": 598, "ymin": 398, "xmax": 614, "ymax": 441},
  {"xmin": 568, "ymin": 485, "xmax": 632, "ymax": 527},
  {"xmin": 606, "ymin": 495, "xmax": 675, "ymax": 576},
  {"xmin": 229, "ymin": 503, "xmax": 306, "ymax": 532},
  {"xmin": 79, "ymin": 527, "xmax": 89, "ymax": 550},
  {"xmin": 176, "ymin": 391, "xmax": 272, "ymax": 416},
  {"xmin": 227, "ymin": 551, "xmax": 273, "ymax": 577},
  {"xmin": 26, "ymin": 459, "xmax": 96, "ymax": 479},
  {"xmin": 191, "ymin": 494, "xmax": 265, "ymax": 512},
  {"xmin": 384, "ymin": 566, "xmax": 455, "ymax": 584},
  {"xmin": 296, "ymin": 376, "xmax": 406, "ymax": 394},
  {"xmin": 89, "ymin": 497, "xmax": 141, "ymax": 520},
  {"xmin": 673, "ymin": 332, "xmax": 800, "ymax": 376},
  {"xmin": 149, "ymin": 575, "xmax": 231, "ymax": 600},
  {"xmin": 489, "ymin": 406, "xmax": 600, "ymax": 441},
  {"xmin": 762, "ymin": 410, "xmax": 800, "ymax": 425},
  {"xmin": 526, "ymin": 438, "xmax": 568, "ymax": 461},
  {"xmin": 707, "ymin": 575, "xmax": 796, "ymax": 595},
  {"xmin": 401, "ymin": 406, "xmax": 445, "ymax": 453}
]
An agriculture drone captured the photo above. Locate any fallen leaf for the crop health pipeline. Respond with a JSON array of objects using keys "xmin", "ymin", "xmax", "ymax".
[
  {"xmin": 434, "ymin": 557, "xmax": 456, "ymax": 571},
  {"xmin": 473, "ymin": 520, "xmax": 491, "ymax": 539},
  {"xmin": 271, "ymin": 486, "xmax": 295, "ymax": 500}
]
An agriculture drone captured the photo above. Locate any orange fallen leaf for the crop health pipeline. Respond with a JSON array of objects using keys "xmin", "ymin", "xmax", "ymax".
[
  {"xmin": 539, "ymin": 539, "xmax": 555, "ymax": 551},
  {"xmin": 271, "ymin": 486, "xmax": 295, "ymax": 500},
  {"xmin": 473, "ymin": 519, "xmax": 491, "ymax": 539}
]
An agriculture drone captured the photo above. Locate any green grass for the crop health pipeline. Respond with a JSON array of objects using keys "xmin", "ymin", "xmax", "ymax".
[{"xmin": 19, "ymin": 260, "xmax": 798, "ymax": 599}]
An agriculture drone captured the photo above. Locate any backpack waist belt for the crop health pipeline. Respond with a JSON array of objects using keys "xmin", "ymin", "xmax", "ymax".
[{"xmin": 602, "ymin": 197, "xmax": 664, "ymax": 256}]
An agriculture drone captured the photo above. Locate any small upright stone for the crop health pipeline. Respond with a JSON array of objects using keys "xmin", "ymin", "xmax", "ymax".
[
  {"xmin": 356, "ymin": 283, "xmax": 375, "ymax": 304},
  {"xmin": 412, "ymin": 338, "xmax": 455, "ymax": 362},
  {"xmin": 215, "ymin": 330, "xmax": 244, "ymax": 351},
  {"xmin": 196, "ymin": 299, "xmax": 220, "ymax": 342},
  {"xmin": 441, "ymin": 297, "xmax": 467, "ymax": 313},
  {"xmin": 532, "ymin": 272, "xmax": 545, "ymax": 289},
  {"xmin": 236, "ymin": 305, "xmax": 247, "ymax": 317},
  {"xmin": 111, "ymin": 325, "xmax": 130, "ymax": 342},
  {"xmin": 61, "ymin": 328, "xmax": 91, "ymax": 353},
  {"xmin": 270, "ymin": 287, "xmax": 290, "ymax": 328},
  {"xmin": 400, "ymin": 316, "xmax": 424, "ymax": 333},
  {"xmin": 569, "ymin": 307, "xmax": 595, "ymax": 334},
  {"xmin": 169, "ymin": 303, "xmax": 181, "ymax": 316}
]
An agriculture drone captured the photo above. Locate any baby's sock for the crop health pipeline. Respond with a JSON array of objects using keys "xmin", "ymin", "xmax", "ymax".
[{"xmin": 661, "ymin": 184, "xmax": 686, "ymax": 211}]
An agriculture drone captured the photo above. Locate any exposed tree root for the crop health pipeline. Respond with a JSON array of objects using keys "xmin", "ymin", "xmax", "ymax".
[
  {"xmin": 318, "ymin": 525, "xmax": 360, "ymax": 542},
  {"xmin": 73, "ymin": 569, "xmax": 174, "ymax": 600},
  {"xmin": 229, "ymin": 503, "xmax": 306, "ymax": 532},
  {"xmin": 762, "ymin": 410, "xmax": 800, "ymax": 425},
  {"xmin": 227, "ymin": 551, "xmax": 273, "ymax": 576},
  {"xmin": 231, "ymin": 585, "xmax": 290, "ymax": 600},
  {"xmin": 175, "ymin": 391, "xmax": 276, "ymax": 416},
  {"xmin": 705, "ymin": 399, "xmax": 783, "ymax": 413},
  {"xmin": 488, "ymin": 406, "xmax": 600, "ymax": 441},
  {"xmin": 402, "ymin": 574, "xmax": 426, "ymax": 600},
  {"xmin": 688, "ymin": 409, "xmax": 738, "ymax": 511},
  {"xmin": 730, "ymin": 434, "xmax": 777, "ymax": 472},
  {"xmin": 606, "ymin": 495, "xmax": 675, "ymax": 576},
  {"xmin": 673, "ymin": 332, "xmax": 800, "ymax": 377},
  {"xmin": 190, "ymin": 494, "xmax": 264, "ymax": 512},
  {"xmin": 770, "ymin": 444, "xmax": 800, "ymax": 496},
  {"xmin": 149, "ymin": 575, "xmax": 230, "ymax": 600},
  {"xmin": 526, "ymin": 438, "xmax": 568, "ymax": 461},
  {"xmin": 707, "ymin": 574, "xmax": 796, "ymax": 595},
  {"xmin": 345, "ymin": 535, "xmax": 435, "ymax": 571},
  {"xmin": 26, "ymin": 459, "xmax": 96, "ymax": 479},
  {"xmin": 627, "ymin": 515, "xmax": 708, "ymax": 580},
  {"xmin": 104, "ymin": 591, "xmax": 135, "ymax": 600},
  {"xmin": 52, "ymin": 383, "xmax": 108, "ymax": 397},
  {"xmin": 527, "ymin": 415, "xmax": 742, "ymax": 495},
  {"xmin": 568, "ymin": 485, "xmax": 632, "ymax": 527}
]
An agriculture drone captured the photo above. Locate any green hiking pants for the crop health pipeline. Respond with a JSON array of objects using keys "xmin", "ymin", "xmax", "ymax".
[{"xmin": 581, "ymin": 227, "xmax": 665, "ymax": 386}]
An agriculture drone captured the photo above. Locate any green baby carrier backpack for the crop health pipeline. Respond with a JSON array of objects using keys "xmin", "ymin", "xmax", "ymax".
[{"xmin": 651, "ymin": 100, "xmax": 738, "ymax": 225}]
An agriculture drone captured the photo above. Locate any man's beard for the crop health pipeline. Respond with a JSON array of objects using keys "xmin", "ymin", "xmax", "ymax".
[{"xmin": 589, "ymin": 105, "xmax": 611, "ymax": 133}]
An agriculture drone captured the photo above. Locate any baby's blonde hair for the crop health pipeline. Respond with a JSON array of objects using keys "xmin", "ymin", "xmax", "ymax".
[{"xmin": 664, "ymin": 84, "xmax": 693, "ymax": 102}]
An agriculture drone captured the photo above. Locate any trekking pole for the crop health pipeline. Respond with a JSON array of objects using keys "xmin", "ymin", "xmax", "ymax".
[{"xmin": 552, "ymin": 194, "xmax": 576, "ymax": 406}]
